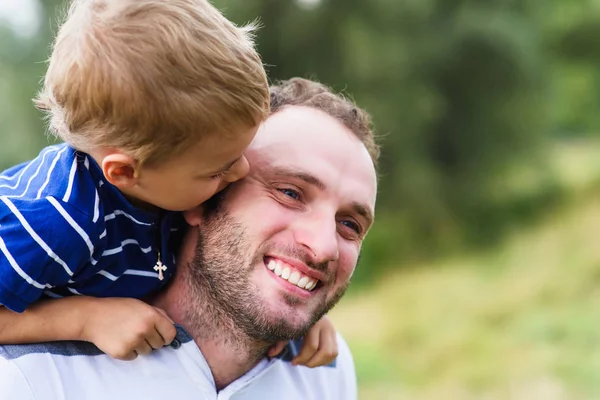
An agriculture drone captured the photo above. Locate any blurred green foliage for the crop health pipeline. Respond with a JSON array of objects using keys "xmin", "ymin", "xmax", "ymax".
[{"xmin": 1, "ymin": 0, "xmax": 600, "ymax": 285}]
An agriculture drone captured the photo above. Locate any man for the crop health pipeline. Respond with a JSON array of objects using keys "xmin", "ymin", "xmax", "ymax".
[{"xmin": 0, "ymin": 78, "xmax": 379, "ymax": 400}]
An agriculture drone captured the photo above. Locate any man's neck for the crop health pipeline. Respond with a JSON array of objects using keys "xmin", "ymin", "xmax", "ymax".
[
  {"xmin": 153, "ymin": 279, "xmax": 272, "ymax": 390},
  {"xmin": 192, "ymin": 333, "xmax": 270, "ymax": 390}
]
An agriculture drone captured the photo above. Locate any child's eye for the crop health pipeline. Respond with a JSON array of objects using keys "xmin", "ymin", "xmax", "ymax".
[{"xmin": 210, "ymin": 171, "xmax": 227, "ymax": 180}]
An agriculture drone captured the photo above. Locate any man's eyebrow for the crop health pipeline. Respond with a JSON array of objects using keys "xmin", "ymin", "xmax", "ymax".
[
  {"xmin": 269, "ymin": 166, "xmax": 327, "ymax": 190},
  {"xmin": 351, "ymin": 201, "xmax": 374, "ymax": 228}
]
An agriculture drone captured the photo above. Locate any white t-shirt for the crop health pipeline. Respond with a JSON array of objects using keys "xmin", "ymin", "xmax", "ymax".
[{"xmin": 0, "ymin": 326, "xmax": 357, "ymax": 400}]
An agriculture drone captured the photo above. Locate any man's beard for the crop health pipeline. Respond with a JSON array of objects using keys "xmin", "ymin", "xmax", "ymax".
[{"xmin": 183, "ymin": 204, "xmax": 349, "ymax": 345}]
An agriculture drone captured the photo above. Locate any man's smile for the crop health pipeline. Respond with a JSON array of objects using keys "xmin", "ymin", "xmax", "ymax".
[{"xmin": 264, "ymin": 256, "xmax": 322, "ymax": 294}]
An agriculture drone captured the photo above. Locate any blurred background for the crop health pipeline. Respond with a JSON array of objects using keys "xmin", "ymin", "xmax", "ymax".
[{"xmin": 2, "ymin": 0, "xmax": 600, "ymax": 398}]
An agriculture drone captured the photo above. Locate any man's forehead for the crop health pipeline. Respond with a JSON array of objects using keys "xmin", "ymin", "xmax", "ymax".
[
  {"xmin": 248, "ymin": 106, "xmax": 377, "ymax": 212},
  {"xmin": 249, "ymin": 106, "xmax": 374, "ymax": 168}
]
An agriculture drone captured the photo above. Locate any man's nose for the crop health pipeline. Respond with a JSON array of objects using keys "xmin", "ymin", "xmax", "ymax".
[
  {"xmin": 293, "ymin": 211, "xmax": 340, "ymax": 264},
  {"xmin": 225, "ymin": 155, "xmax": 250, "ymax": 183}
]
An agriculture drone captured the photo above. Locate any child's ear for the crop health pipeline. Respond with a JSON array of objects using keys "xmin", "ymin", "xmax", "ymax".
[{"xmin": 101, "ymin": 153, "xmax": 139, "ymax": 188}]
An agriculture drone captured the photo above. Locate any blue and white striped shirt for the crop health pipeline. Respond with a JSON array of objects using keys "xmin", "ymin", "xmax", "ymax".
[{"xmin": 0, "ymin": 144, "xmax": 183, "ymax": 312}]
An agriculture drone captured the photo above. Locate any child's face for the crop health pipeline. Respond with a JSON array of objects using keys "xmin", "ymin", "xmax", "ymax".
[{"xmin": 134, "ymin": 124, "xmax": 259, "ymax": 211}]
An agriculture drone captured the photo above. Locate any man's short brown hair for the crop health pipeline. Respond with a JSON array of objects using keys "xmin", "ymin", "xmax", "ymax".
[
  {"xmin": 36, "ymin": 0, "xmax": 269, "ymax": 166},
  {"xmin": 269, "ymin": 78, "xmax": 380, "ymax": 168}
]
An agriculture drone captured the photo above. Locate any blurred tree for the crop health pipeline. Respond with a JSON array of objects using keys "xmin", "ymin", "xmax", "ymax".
[{"xmin": 0, "ymin": 0, "xmax": 63, "ymax": 170}]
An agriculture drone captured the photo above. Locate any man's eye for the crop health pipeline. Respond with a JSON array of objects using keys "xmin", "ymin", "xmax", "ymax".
[
  {"xmin": 278, "ymin": 188, "xmax": 300, "ymax": 200},
  {"xmin": 340, "ymin": 220, "xmax": 361, "ymax": 233}
]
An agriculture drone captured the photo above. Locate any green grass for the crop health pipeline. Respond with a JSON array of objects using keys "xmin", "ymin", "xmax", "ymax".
[{"xmin": 331, "ymin": 141, "xmax": 600, "ymax": 399}]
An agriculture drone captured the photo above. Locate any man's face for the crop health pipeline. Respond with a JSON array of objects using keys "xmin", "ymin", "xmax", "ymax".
[{"xmin": 185, "ymin": 106, "xmax": 377, "ymax": 341}]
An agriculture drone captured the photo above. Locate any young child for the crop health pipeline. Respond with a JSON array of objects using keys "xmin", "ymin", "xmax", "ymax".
[{"xmin": 0, "ymin": 0, "xmax": 337, "ymax": 366}]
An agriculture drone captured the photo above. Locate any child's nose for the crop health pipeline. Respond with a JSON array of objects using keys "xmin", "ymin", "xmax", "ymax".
[{"xmin": 225, "ymin": 155, "xmax": 250, "ymax": 182}]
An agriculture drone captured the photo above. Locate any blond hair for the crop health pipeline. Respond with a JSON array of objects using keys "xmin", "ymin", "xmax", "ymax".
[
  {"xmin": 36, "ymin": 0, "xmax": 269, "ymax": 166},
  {"xmin": 269, "ymin": 78, "xmax": 380, "ymax": 168}
]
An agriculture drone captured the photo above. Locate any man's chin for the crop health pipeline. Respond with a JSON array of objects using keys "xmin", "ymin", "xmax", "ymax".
[
  {"xmin": 244, "ymin": 263, "xmax": 343, "ymax": 342},
  {"xmin": 253, "ymin": 313, "xmax": 314, "ymax": 342},
  {"xmin": 252, "ymin": 298, "xmax": 326, "ymax": 341}
]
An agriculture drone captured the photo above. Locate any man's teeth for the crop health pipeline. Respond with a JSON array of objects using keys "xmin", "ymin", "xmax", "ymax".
[
  {"xmin": 297, "ymin": 276, "xmax": 309, "ymax": 289},
  {"xmin": 266, "ymin": 259, "xmax": 318, "ymax": 291},
  {"xmin": 288, "ymin": 271, "xmax": 300, "ymax": 285}
]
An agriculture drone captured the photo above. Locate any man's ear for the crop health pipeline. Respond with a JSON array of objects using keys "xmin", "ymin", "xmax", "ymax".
[
  {"xmin": 183, "ymin": 207, "xmax": 204, "ymax": 227},
  {"xmin": 101, "ymin": 153, "xmax": 139, "ymax": 189}
]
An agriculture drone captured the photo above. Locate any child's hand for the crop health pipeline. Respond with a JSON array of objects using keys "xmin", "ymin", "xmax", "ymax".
[
  {"xmin": 81, "ymin": 297, "xmax": 177, "ymax": 361},
  {"xmin": 289, "ymin": 315, "xmax": 339, "ymax": 368},
  {"xmin": 292, "ymin": 315, "xmax": 338, "ymax": 367}
]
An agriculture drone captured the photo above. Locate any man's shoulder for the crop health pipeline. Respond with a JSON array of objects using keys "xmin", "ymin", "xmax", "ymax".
[
  {"xmin": 0, "ymin": 328, "xmax": 205, "ymax": 400},
  {"xmin": 0, "ymin": 355, "xmax": 36, "ymax": 400},
  {"xmin": 0, "ymin": 341, "xmax": 105, "ymax": 400},
  {"xmin": 335, "ymin": 332, "xmax": 356, "ymax": 373},
  {"xmin": 0, "ymin": 340, "xmax": 104, "ymax": 361},
  {"xmin": 258, "ymin": 333, "xmax": 357, "ymax": 400}
]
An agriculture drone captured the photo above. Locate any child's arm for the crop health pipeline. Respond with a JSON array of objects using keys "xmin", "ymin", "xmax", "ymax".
[
  {"xmin": 0, "ymin": 197, "xmax": 177, "ymax": 358},
  {"xmin": 0, "ymin": 296, "xmax": 177, "ymax": 360},
  {"xmin": 267, "ymin": 315, "xmax": 339, "ymax": 368}
]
